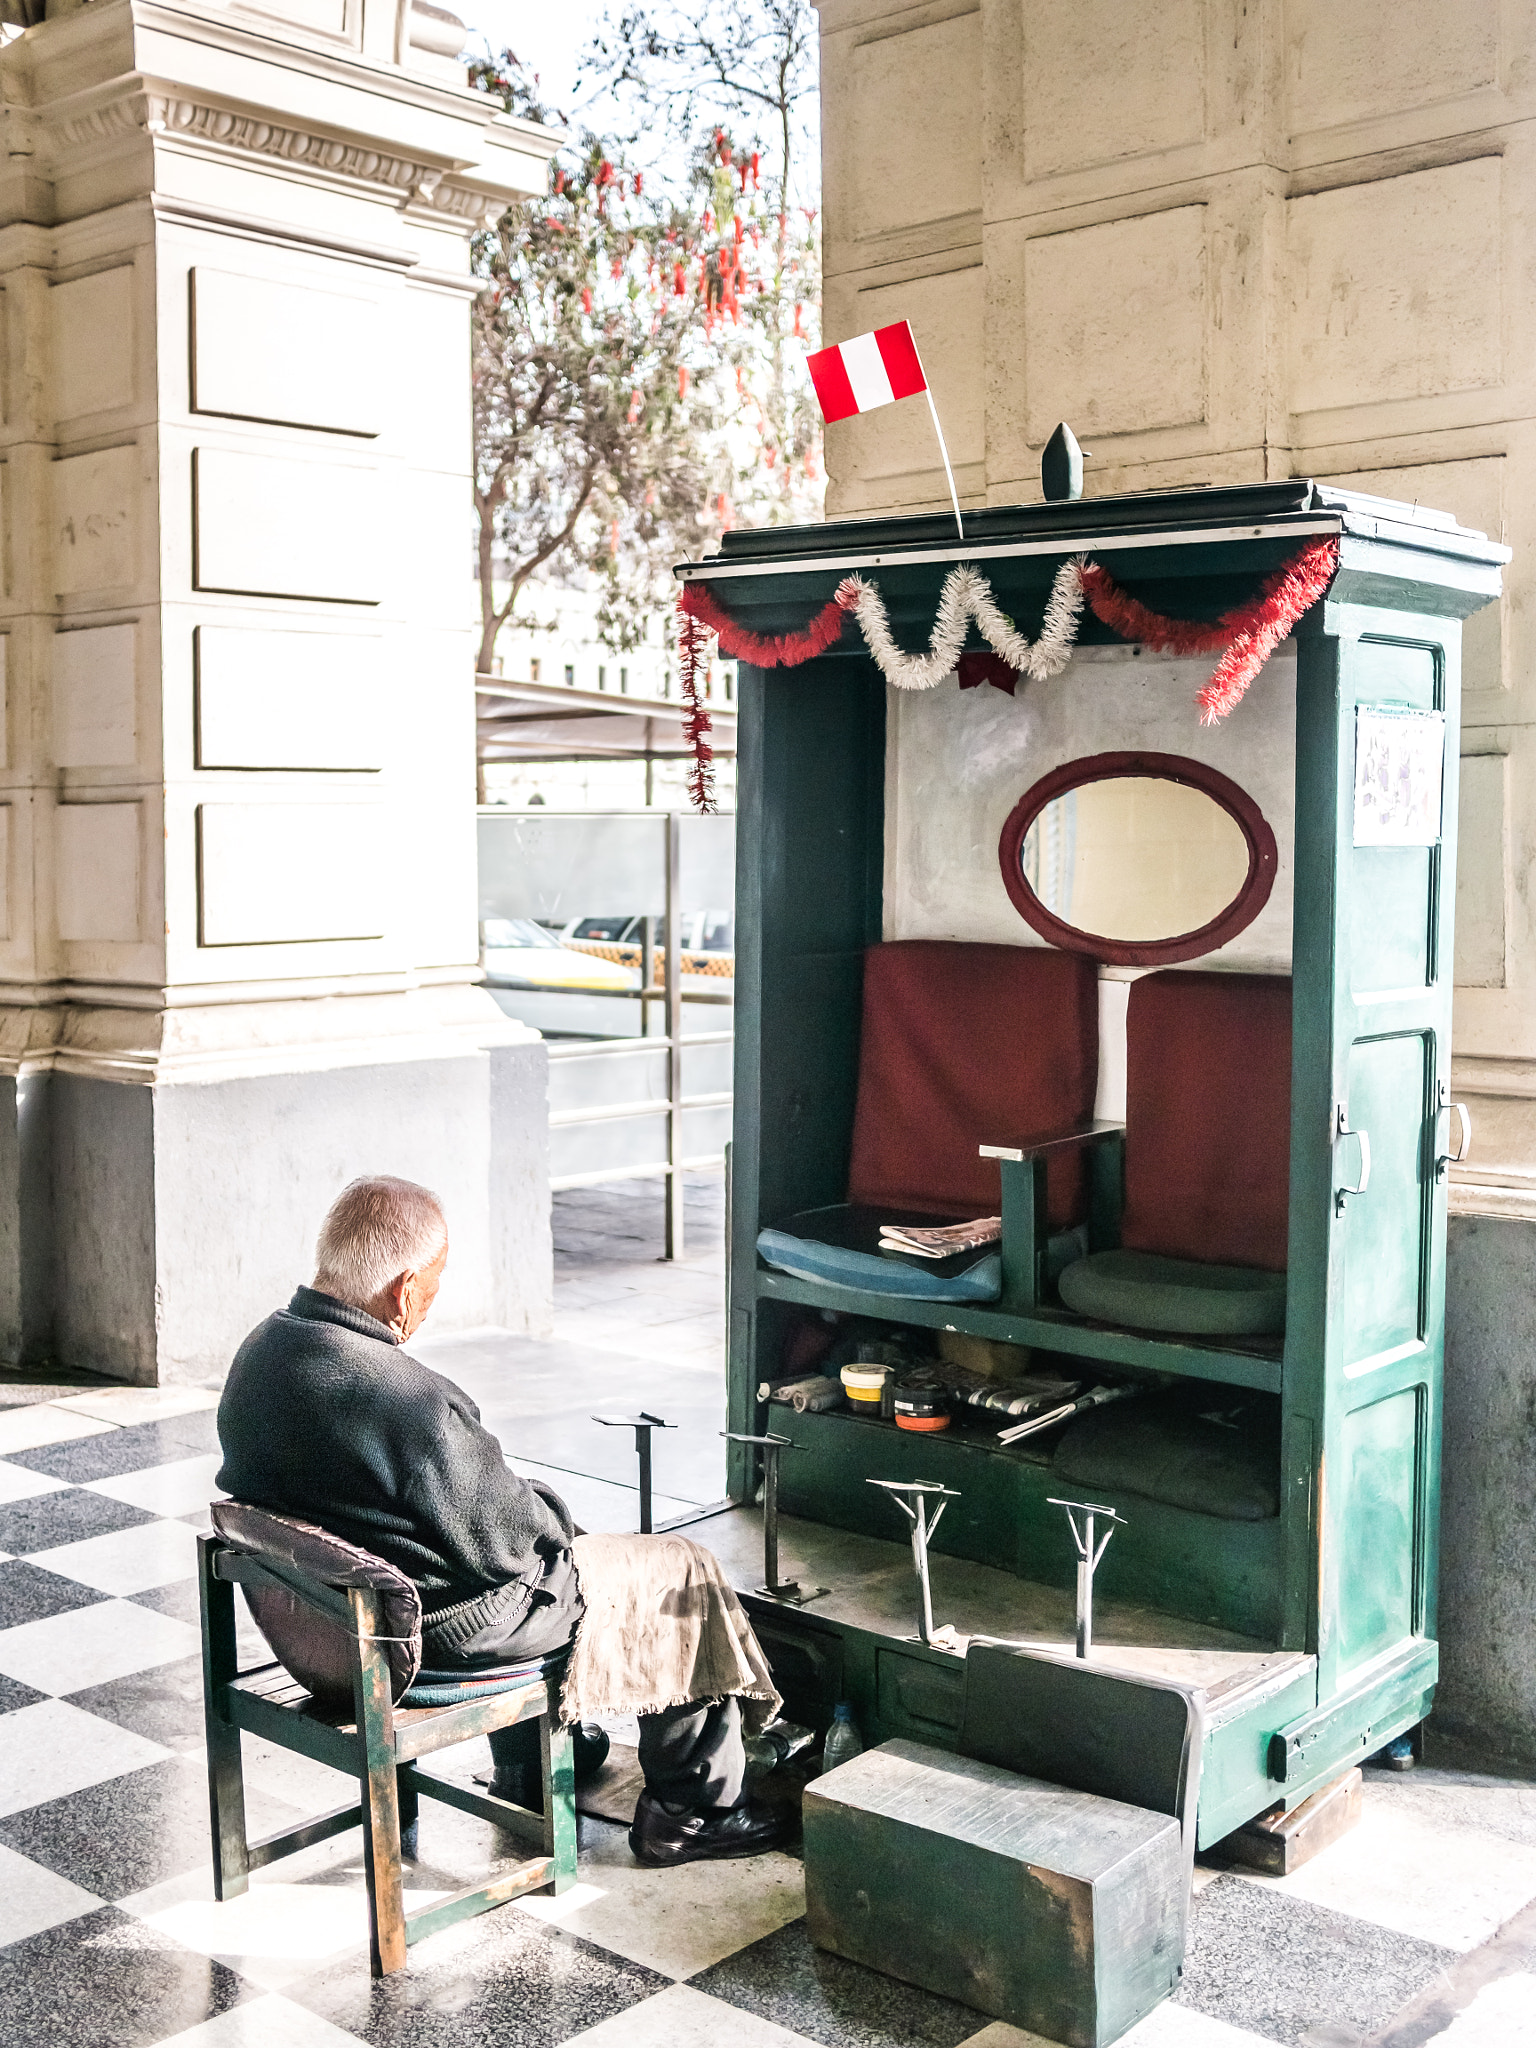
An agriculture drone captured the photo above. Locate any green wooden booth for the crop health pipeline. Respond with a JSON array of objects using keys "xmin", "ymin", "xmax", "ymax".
[{"xmin": 674, "ymin": 481, "xmax": 1504, "ymax": 1850}]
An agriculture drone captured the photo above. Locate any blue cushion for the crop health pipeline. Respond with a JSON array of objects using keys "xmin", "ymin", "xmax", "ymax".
[
  {"xmin": 402, "ymin": 1649, "xmax": 566, "ymax": 1710},
  {"xmin": 757, "ymin": 1227, "xmax": 1003, "ymax": 1303}
]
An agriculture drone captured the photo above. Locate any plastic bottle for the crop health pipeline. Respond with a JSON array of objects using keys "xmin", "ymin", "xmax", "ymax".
[{"xmin": 821, "ymin": 1701, "xmax": 864, "ymax": 1773}]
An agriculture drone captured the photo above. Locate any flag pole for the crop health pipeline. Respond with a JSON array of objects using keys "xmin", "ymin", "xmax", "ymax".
[{"xmin": 925, "ymin": 388, "xmax": 964, "ymax": 541}]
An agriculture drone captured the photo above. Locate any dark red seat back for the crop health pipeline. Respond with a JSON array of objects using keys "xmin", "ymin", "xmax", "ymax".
[
  {"xmin": 847, "ymin": 942, "xmax": 1099, "ymax": 1230},
  {"xmin": 1121, "ymin": 972, "xmax": 1292, "ymax": 1272}
]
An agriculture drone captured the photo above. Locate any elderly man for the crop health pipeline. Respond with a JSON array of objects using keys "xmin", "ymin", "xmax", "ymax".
[{"xmin": 217, "ymin": 1175, "xmax": 789, "ymax": 1868}]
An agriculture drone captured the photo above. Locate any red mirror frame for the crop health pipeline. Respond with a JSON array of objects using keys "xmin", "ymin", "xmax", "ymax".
[{"xmin": 997, "ymin": 750, "xmax": 1279, "ymax": 967}]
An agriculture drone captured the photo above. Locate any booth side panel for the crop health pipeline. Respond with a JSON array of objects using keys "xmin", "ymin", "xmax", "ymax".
[
  {"xmin": 1293, "ymin": 573, "xmax": 1459, "ymax": 1773},
  {"xmin": 729, "ymin": 656, "xmax": 886, "ymax": 1496}
]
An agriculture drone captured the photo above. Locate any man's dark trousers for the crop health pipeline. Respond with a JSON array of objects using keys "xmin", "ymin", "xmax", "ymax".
[{"xmin": 433, "ymin": 1586, "xmax": 748, "ymax": 1814}]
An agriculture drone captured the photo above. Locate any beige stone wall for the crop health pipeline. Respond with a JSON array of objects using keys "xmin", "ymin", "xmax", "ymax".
[{"xmin": 815, "ymin": 0, "xmax": 1536, "ymax": 1219}]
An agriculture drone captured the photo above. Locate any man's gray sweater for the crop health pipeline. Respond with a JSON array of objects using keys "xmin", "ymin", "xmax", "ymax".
[{"xmin": 217, "ymin": 1286, "xmax": 580, "ymax": 1654}]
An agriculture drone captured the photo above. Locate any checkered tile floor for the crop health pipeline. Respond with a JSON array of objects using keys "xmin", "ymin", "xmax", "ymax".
[{"xmin": 0, "ymin": 1183, "xmax": 1532, "ymax": 2047}]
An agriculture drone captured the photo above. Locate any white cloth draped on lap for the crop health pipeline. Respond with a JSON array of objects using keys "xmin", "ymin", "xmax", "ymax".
[{"xmin": 560, "ymin": 1533, "xmax": 782, "ymax": 1734}]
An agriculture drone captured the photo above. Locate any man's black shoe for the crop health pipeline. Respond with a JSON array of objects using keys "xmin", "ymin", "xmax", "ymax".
[
  {"xmin": 487, "ymin": 1721, "xmax": 611, "ymax": 1816},
  {"xmin": 629, "ymin": 1791, "xmax": 793, "ymax": 1867}
]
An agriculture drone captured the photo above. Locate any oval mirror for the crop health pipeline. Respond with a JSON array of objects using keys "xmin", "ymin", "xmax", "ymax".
[{"xmin": 998, "ymin": 751, "xmax": 1278, "ymax": 966}]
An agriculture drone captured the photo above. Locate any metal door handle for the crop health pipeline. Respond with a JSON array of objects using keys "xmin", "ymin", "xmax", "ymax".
[
  {"xmin": 1436, "ymin": 1085, "xmax": 1472, "ymax": 1178},
  {"xmin": 1334, "ymin": 1105, "xmax": 1371, "ymax": 1215}
]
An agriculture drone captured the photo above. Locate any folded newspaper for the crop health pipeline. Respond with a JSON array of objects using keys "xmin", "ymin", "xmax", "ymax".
[{"xmin": 879, "ymin": 1216, "xmax": 1002, "ymax": 1259}]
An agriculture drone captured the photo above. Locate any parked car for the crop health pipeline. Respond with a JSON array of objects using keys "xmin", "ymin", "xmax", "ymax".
[
  {"xmin": 560, "ymin": 911, "xmax": 734, "ymax": 956},
  {"xmin": 481, "ymin": 918, "xmax": 636, "ymax": 992}
]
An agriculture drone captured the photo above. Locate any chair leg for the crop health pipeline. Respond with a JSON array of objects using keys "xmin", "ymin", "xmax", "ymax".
[
  {"xmin": 352, "ymin": 1590, "xmax": 407, "ymax": 1976},
  {"xmin": 197, "ymin": 1537, "xmax": 250, "ymax": 1901},
  {"xmin": 542, "ymin": 1715, "xmax": 577, "ymax": 1895}
]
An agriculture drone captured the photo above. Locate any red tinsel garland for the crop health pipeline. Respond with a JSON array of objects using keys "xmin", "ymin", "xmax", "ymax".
[
  {"xmin": 677, "ymin": 579, "xmax": 852, "ymax": 667},
  {"xmin": 1081, "ymin": 537, "xmax": 1339, "ymax": 722},
  {"xmin": 675, "ymin": 582, "xmax": 855, "ymax": 813},
  {"xmin": 676, "ymin": 609, "xmax": 717, "ymax": 813},
  {"xmin": 672, "ymin": 535, "xmax": 1339, "ymax": 808}
]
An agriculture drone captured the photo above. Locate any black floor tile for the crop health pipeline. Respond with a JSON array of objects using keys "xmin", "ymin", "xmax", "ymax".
[
  {"xmin": 8, "ymin": 1411, "xmax": 221, "ymax": 1483},
  {"xmin": 287, "ymin": 1905, "xmax": 668, "ymax": 2048},
  {"xmin": 0, "ymin": 1669, "xmax": 48, "ymax": 1713},
  {"xmin": 0, "ymin": 1556, "xmax": 111, "ymax": 1626},
  {"xmin": 1175, "ymin": 1875, "xmax": 1457, "ymax": 2044},
  {"xmin": 0, "ymin": 1488, "xmax": 158, "ymax": 1556},
  {"xmin": 66, "ymin": 1656, "xmax": 208, "ymax": 1753},
  {"xmin": 130, "ymin": 1577, "xmax": 202, "ymax": 1626},
  {"xmin": 129, "ymin": 1578, "xmax": 271, "ymax": 1663},
  {"xmin": 0, "ymin": 1904, "xmax": 251, "ymax": 2048},
  {"xmin": 0, "ymin": 1754, "xmax": 304, "ymax": 1900},
  {"xmin": 690, "ymin": 1917, "xmax": 981, "ymax": 2048}
]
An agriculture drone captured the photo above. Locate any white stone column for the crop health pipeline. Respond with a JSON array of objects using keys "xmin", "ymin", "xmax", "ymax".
[{"xmin": 0, "ymin": 0, "xmax": 559, "ymax": 1380}]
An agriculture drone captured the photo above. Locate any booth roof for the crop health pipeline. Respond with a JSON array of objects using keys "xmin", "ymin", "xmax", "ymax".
[{"xmin": 673, "ymin": 480, "xmax": 1509, "ymax": 638}]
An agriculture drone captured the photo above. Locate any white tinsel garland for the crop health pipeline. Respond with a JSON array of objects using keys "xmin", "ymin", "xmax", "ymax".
[{"xmin": 834, "ymin": 557, "xmax": 1087, "ymax": 691}]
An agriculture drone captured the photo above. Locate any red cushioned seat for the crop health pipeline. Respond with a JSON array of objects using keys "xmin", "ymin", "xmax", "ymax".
[
  {"xmin": 1120, "ymin": 971, "xmax": 1292, "ymax": 1272},
  {"xmin": 1054, "ymin": 970, "xmax": 1292, "ymax": 1336},
  {"xmin": 846, "ymin": 941, "xmax": 1100, "ymax": 1231}
]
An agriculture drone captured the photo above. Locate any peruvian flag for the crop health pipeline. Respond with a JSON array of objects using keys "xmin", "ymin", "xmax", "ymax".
[{"xmin": 807, "ymin": 321, "xmax": 927, "ymax": 423}]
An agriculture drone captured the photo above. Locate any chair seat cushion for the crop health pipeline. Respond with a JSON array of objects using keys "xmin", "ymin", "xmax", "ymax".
[
  {"xmin": 758, "ymin": 1205, "xmax": 1003, "ymax": 1303},
  {"xmin": 1052, "ymin": 1389, "xmax": 1281, "ymax": 1521},
  {"xmin": 1056, "ymin": 1248, "xmax": 1286, "ymax": 1337}
]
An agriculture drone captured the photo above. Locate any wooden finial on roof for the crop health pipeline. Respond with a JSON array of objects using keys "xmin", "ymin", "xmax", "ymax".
[{"xmin": 1042, "ymin": 422, "xmax": 1087, "ymax": 502}]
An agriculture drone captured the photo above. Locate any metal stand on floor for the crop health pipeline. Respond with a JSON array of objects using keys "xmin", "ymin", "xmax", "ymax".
[
  {"xmin": 593, "ymin": 1412, "xmax": 674, "ymax": 1532},
  {"xmin": 723, "ymin": 1431, "xmax": 827, "ymax": 1605},
  {"xmin": 869, "ymin": 1479, "xmax": 961, "ymax": 1647},
  {"xmin": 1048, "ymin": 1497, "xmax": 1126, "ymax": 1658}
]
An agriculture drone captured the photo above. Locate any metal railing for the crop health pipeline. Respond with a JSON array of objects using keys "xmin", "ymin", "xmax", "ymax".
[{"xmin": 537, "ymin": 815, "xmax": 731, "ymax": 1259}]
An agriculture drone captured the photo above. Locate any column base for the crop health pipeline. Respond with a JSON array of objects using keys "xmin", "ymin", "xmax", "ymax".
[{"xmin": 0, "ymin": 987, "xmax": 552, "ymax": 1384}]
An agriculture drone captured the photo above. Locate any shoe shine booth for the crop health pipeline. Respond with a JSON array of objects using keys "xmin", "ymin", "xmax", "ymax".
[{"xmin": 672, "ymin": 480, "xmax": 1504, "ymax": 2045}]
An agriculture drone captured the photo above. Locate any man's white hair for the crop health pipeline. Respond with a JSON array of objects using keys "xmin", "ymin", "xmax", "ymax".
[{"xmin": 313, "ymin": 1176, "xmax": 447, "ymax": 1310}]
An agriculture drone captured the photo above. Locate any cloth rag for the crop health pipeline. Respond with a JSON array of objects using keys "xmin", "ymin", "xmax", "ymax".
[{"xmin": 561, "ymin": 1532, "xmax": 781, "ymax": 1734}]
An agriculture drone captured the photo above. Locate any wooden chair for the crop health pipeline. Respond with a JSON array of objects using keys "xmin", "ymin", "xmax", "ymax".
[{"xmin": 197, "ymin": 1504, "xmax": 577, "ymax": 1977}]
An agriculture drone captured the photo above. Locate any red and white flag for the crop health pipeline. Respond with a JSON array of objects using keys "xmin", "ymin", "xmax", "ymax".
[{"xmin": 807, "ymin": 321, "xmax": 927, "ymax": 424}]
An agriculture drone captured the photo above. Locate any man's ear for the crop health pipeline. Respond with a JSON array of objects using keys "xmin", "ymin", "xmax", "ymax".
[{"xmin": 384, "ymin": 1269, "xmax": 413, "ymax": 1325}]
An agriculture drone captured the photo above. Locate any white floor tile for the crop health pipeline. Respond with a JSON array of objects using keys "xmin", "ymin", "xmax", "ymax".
[
  {"xmin": 0, "ymin": 1458, "xmax": 70, "ymax": 1505},
  {"xmin": 516, "ymin": 1836, "xmax": 805, "ymax": 1979},
  {"xmin": 1235, "ymin": 1805, "xmax": 1536, "ymax": 1952},
  {"xmin": 0, "ymin": 1840, "xmax": 104, "ymax": 1944},
  {"xmin": 560, "ymin": 1981, "xmax": 817, "ymax": 2047},
  {"xmin": 0, "ymin": 1697, "xmax": 170, "ymax": 1816},
  {"xmin": 960, "ymin": 2008, "xmax": 1275, "ymax": 2048},
  {"xmin": 240, "ymin": 1732, "xmax": 356, "ymax": 1816},
  {"xmin": 0, "ymin": 1595, "xmax": 201, "ymax": 1692},
  {"xmin": 1435, "ymin": 1971, "xmax": 1536, "ymax": 2045},
  {"xmin": 151, "ymin": 1990, "xmax": 370, "ymax": 2047},
  {"xmin": 53, "ymin": 1388, "xmax": 221, "ymax": 1425},
  {"xmin": 133, "ymin": 1868, "xmax": 451, "ymax": 1995},
  {"xmin": 29, "ymin": 1517, "xmax": 201, "ymax": 1595},
  {"xmin": 86, "ymin": 1453, "xmax": 226, "ymax": 1519},
  {"xmin": 0, "ymin": 1406, "xmax": 116, "ymax": 1455}
]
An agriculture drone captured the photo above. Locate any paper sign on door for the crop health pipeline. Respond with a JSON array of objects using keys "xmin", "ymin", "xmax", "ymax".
[{"xmin": 1353, "ymin": 707, "xmax": 1445, "ymax": 847}]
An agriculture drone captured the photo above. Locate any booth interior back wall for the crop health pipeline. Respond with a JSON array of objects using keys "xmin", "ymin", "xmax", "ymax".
[{"xmin": 886, "ymin": 645, "xmax": 1297, "ymax": 972}]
